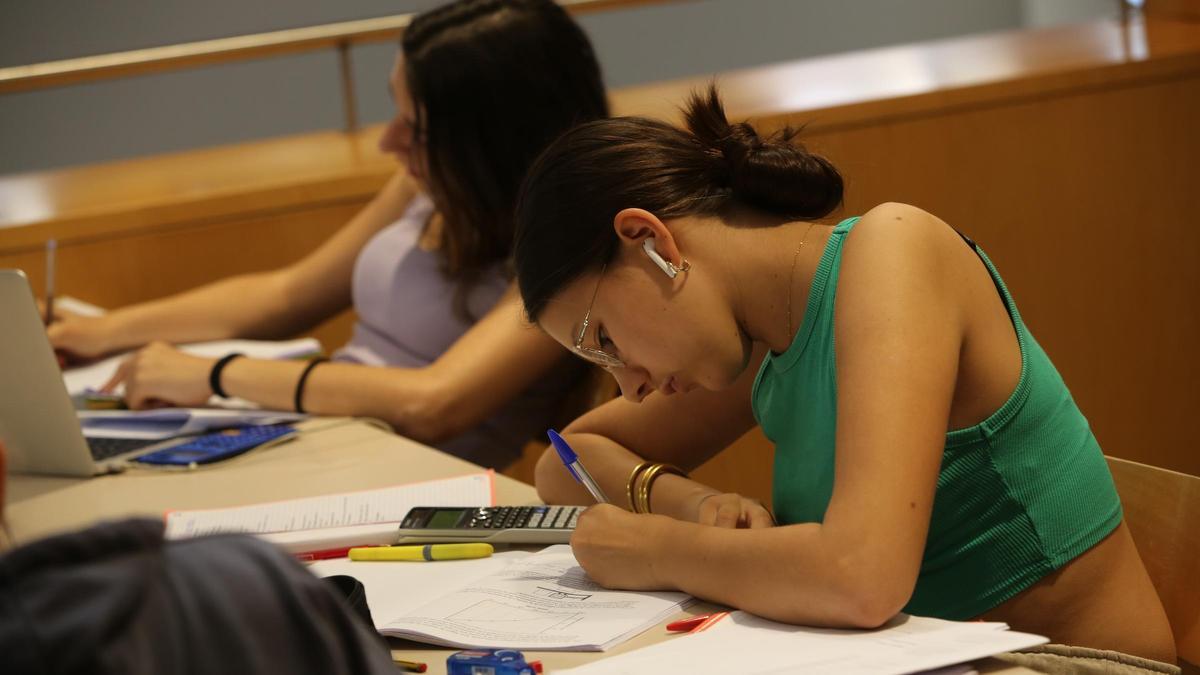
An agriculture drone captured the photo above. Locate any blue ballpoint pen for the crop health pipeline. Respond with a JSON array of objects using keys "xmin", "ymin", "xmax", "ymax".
[{"xmin": 547, "ymin": 429, "xmax": 609, "ymax": 504}]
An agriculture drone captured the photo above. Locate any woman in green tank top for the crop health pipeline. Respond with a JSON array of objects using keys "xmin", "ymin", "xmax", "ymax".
[{"xmin": 509, "ymin": 86, "xmax": 1175, "ymax": 664}]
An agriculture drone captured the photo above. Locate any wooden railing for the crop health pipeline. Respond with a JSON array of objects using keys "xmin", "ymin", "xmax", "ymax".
[{"xmin": 0, "ymin": 0, "xmax": 686, "ymax": 130}]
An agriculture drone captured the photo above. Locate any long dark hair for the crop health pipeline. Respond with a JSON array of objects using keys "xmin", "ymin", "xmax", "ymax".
[
  {"xmin": 403, "ymin": 0, "xmax": 608, "ymax": 318},
  {"xmin": 514, "ymin": 85, "xmax": 843, "ymax": 323}
]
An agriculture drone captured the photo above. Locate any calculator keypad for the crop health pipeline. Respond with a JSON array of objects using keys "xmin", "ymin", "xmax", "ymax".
[{"xmin": 461, "ymin": 505, "xmax": 580, "ymax": 530}]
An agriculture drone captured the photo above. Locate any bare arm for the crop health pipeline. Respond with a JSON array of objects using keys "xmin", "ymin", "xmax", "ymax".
[
  {"xmin": 534, "ymin": 342, "xmax": 767, "ymax": 521},
  {"xmin": 112, "ymin": 285, "xmax": 573, "ymax": 445},
  {"xmin": 570, "ymin": 205, "xmax": 964, "ymax": 627},
  {"xmin": 50, "ymin": 171, "xmax": 418, "ymax": 359}
]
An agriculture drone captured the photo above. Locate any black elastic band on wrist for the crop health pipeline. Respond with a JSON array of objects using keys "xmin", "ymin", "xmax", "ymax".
[
  {"xmin": 209, "ymin": 353, "xmax": 244, "ymax": 398},
  {"xmin": 293, "ymin": 357, "xmax": 329, "ymax": 414}
]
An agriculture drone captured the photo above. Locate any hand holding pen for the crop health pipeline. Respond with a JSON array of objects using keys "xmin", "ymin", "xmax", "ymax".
[{"xmin": 548, "ymin": 429, "xmax": 609, "ymax": 504}]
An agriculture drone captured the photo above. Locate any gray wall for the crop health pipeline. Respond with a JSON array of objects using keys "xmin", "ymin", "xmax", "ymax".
[
  {"xmin": 0, "ymin": 0, "xmax": 1114, "ymax": 175},
  {"xmin": 1021, "ymin": 0, "xmax": 1118, "ymax": 27}
]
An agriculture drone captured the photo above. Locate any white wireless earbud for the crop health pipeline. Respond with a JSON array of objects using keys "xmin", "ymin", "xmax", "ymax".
[{"xmin": 642, "ymin": 238, "xmax": 680, "ymax": 279}]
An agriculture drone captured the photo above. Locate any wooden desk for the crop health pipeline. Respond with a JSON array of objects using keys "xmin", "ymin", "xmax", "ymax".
[
  {"xmin": 5, "ymin": 418, "xmax": 1035, "ymax": 674},
  {"xmin": 6, "ymin": 418, "xmax": 527, "ymax": 542}
]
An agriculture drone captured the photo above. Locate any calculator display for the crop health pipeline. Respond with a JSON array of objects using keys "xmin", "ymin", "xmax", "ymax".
[{"xmin": 427, "ymin": 509, "xmax": 467, "ymax": 529}]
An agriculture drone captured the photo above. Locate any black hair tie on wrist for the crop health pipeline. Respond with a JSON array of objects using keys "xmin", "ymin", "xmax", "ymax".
[
  {"xmin": 209, "ymin": 353, "xmax": 244, "ymax": 398},
  {"xmin": 293, "ymin": 358, "xmax": 329, "ymax": 414}
]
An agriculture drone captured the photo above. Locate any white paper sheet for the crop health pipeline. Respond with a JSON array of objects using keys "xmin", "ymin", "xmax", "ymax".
[
  {"xmin": 258, "ymin": 523, "xmax": 410, "ymax": 554},
  {"xmin": 163, "ymin": 472, "xmax": 495, "ymax": 548},
  {"xmin": 558, "ymin": 610, "xmax": 1047, "ymax": 675},
  {"xmin": 63, "ymin": 337, "xmax": 322, "ymax": 396},
  {"xmin": 310, "ymin": 549, "xmax": 534, "ymax": 628},
  {"xmin": 55, "ymin": 295, "xmax": 106, "ymax": 318},
  {"xmin": 378, "ymin": 545, "xmax": 692, "ymax": 651}
]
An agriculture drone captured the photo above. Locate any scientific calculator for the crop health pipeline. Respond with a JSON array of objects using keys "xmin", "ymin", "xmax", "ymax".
[
  {"xmin": 133, "ymin": 424, "xmax": 296, "ymax": 466},
  {"xmin": 394, "ymin": 505, "xmax": 583, "ymax": 544}
]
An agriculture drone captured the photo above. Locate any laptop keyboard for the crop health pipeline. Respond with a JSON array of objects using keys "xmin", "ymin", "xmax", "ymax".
[{"xmin": 86, "ymin": 436, "xmax": 162, "ymax": 461}]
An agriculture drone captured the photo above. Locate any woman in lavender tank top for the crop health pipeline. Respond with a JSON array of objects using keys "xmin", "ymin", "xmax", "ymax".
[{"xmin": 48, "ymin": 0, "xmax": 608, "ymax": 469}]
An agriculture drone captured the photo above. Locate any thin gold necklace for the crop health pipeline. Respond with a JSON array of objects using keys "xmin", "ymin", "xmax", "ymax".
[{"xmin": 787, "ymin": 222, "xmax": 819, "ymax": 340}]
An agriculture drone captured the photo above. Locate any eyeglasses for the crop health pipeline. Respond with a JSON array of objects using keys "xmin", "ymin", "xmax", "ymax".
[{"xmin": 574, "ymin": 265, "xmax": 626, "ymax": 370}]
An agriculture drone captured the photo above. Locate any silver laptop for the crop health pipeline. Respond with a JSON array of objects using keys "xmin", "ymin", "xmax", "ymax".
[{"xmin": 0, "ymin": 269, "xmax": 182, "ymax": 476}]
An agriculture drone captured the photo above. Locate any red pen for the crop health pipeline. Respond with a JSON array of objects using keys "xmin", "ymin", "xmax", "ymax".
[
  {"xmin": 662, "ymin": 610, "xmax": 715, "ymax": 629},
  {"xmin": 666, "ymin": 612, "xmax": 728, "ymax": 633},
  {"xmin": 294, "ymin": 545, "xmax": 378, "ymax": 561}
]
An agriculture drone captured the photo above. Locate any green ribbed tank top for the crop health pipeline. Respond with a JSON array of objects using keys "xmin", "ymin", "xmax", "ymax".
[{"xmin": 751, "ymin": 217, "xmax": 1122, "ymax": 619}]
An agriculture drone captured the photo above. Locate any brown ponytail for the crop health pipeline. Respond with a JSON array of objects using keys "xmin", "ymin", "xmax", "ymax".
[
  {"xmin": 514, "ymin": 84, "xmax": 843, "ymax": 322},
  {"xmin": 684, "ymin": 88, "xmax": 843, "ymax": 218}
]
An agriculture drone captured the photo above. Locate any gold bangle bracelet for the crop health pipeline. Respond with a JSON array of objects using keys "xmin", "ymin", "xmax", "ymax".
[
  {"xmin": 635, "ymin": 463, "xmax": 684, "ymax": 515},
  {"xmin": 634, "ymin": 466, "xmax": 655, "ymax": 515},
  {"xmin": 626, "ymin": 461, "xmax": 653, "ymax": 513},
  {"xmin": 637, "ymin": 464, "xmax": 670, "ymax": 514}
]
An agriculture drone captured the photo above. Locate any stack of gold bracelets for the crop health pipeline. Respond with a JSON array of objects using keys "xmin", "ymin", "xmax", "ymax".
[{"xmin": 626, "ymin": 461, "xmax": 685, "ymax": 514}]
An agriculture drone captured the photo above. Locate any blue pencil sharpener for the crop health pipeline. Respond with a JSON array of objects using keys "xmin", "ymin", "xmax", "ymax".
[{"xmin": 446, "ymin": 649, "xmax": 542, "ymax": 675}]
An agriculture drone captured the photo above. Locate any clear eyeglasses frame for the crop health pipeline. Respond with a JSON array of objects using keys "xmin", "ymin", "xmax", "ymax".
[{"xmin": 574, "ymin": 264, "xmax": 626, "ymax": 370}]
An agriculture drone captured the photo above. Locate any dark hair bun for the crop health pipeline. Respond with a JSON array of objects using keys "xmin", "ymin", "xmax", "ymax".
[{"xmin": 684, "ymin": 85, "xmax": 843, "ymax": 219}]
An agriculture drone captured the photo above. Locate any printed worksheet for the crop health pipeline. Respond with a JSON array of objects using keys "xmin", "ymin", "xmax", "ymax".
[
  {"xmin": 380, "ymin": 545, "xmax": 691, "ymax": 651},
  {"xmin": 311, "ymin": 550, "xmax": 534, "ymax": 629}
]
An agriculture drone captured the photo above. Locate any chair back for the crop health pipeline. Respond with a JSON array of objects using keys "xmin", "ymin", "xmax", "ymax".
[{"xmin": 1107, "ymin": 456, "xmax": 1200, "ymax": 670}]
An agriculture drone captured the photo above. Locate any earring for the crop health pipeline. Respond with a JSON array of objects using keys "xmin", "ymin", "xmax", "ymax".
[{"xmin": 642, "ymin": 239, "xmax": 691, "ymax": 279}]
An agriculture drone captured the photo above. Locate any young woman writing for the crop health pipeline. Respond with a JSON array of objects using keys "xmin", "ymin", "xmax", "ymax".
[
  {"xmin": 509, "ymin": 86, "xmax": 1175, "ymax": 662},
  {"xmin": 48, "ymin": 0, "xmax": 608, "ymax": 467}
]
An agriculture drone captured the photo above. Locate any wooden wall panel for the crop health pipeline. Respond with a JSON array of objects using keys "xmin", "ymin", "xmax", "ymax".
[
  {"xmin": 1146, "ymin": 0, "xmax": 1200, "ymax": 21},
  {"xmin": 811, "ymin": 74, "xmax": 1200, "ymax": 476},
  {"xmin": 690, "ymin": 72, "xmax": 1200, "ymax": 506},
  {"xmin": 0, "ymin": 200, "xmax": 365, "ymax": 351}
]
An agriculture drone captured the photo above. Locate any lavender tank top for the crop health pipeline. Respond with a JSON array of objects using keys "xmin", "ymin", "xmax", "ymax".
[{"xmin": 334, "ymin": 194, "xmax": 573, "ymax": 467}]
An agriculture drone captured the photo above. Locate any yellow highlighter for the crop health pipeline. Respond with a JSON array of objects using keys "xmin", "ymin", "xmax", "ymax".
[{"xmin": 348, "ymin": 542, "xmax": 493, "ymax": 562}]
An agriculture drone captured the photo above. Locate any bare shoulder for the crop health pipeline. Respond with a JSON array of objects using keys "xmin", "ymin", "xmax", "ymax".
[
  {"xmin": 836, "ymin": 203, "xmax": 968, "ymax": 332},
  {"xmin": 841, "ymin": 203, "xmax": 967, "ymax": 286},
  {"xmin": 852, "ymin": 202, "xmax": 960, "ymax": 250}
]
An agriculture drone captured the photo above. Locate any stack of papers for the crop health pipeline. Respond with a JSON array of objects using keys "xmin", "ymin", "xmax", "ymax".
[
  {"xmin": 315, "ymin": 545, "xmax": 692, "ymax": 652},
  {"xmin": 557, "ymin": 610, "xmax": 1047, "ymax": 674},
  {"xmin": 164, "ymin": 472, "xmax": 495, "ymax": 553}
]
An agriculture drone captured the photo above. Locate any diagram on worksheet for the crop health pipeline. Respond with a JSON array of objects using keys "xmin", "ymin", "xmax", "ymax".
[
  {"xmin": 535, "ymin": 586, "xmax": 593, "ymax": 601},
  {"xmin": 448, "ymin": 599, "xmax": 586, "ymax": 633}
]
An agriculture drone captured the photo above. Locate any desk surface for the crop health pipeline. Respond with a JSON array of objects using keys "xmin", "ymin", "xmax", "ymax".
[
  {"xmin": 6, "ymin": 418, "xmax": 1035, "ymax": 674},
  {"xmin": 6, "ymin": 418, "xmax": 534, "ymax": 542}
]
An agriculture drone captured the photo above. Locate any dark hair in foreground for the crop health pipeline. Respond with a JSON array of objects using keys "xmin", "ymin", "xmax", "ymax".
[
  {"xmin": 403, "ymin": 0, "xmax": 608, "ymax": 317},
  {"xmin": 514, "ymin": 85, "xmax": 844, "ymax": 323}
]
